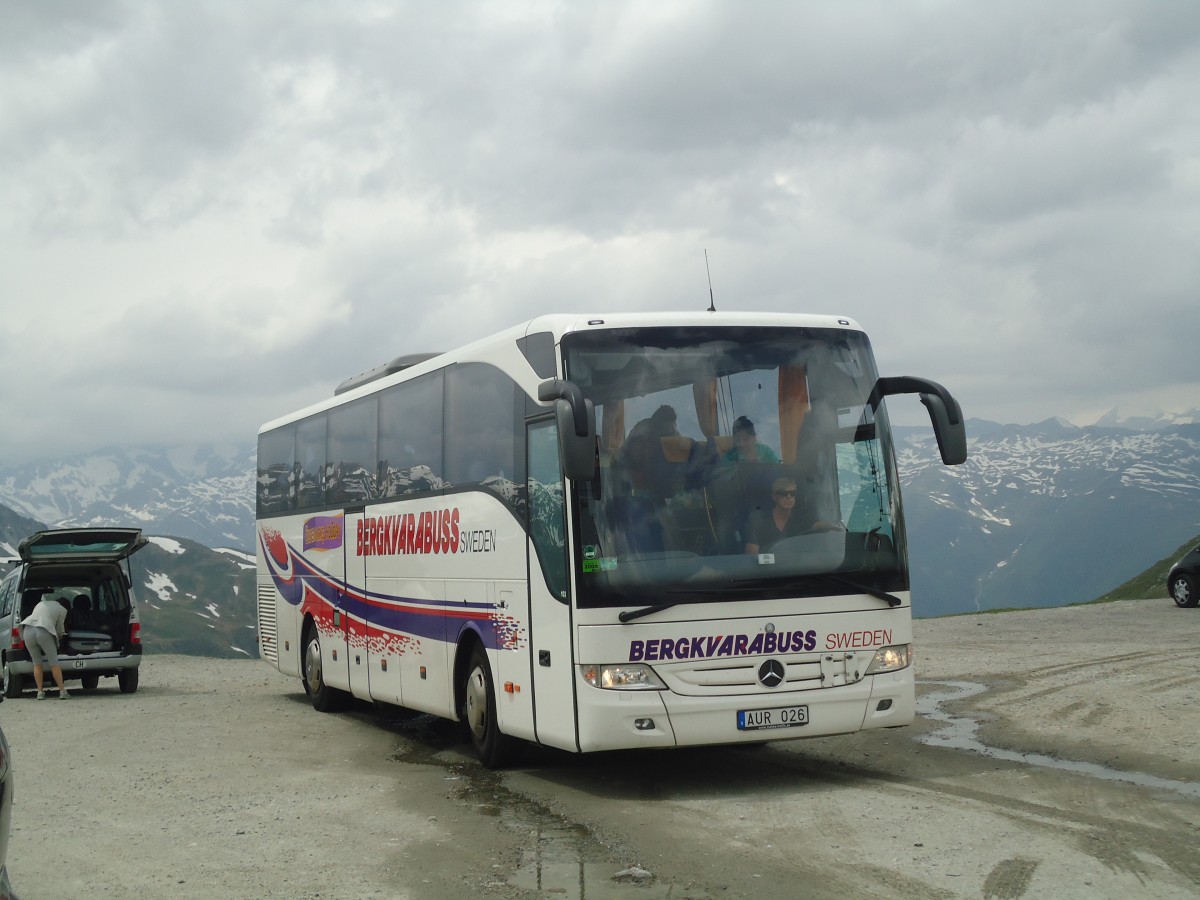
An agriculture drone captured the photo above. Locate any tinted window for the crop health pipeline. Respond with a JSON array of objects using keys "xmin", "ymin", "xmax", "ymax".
[
  {"xmin": 445, "ymin": 363, "xmax": 523, "ymax": 494},
  {"xmin": 328, "ymin": 397, "xmax": 378, "ymax": 505},
  {"xmin": 0, "ymin": 573, "xmax": 15, "ymax": 617},
  {"xmin": 379, "ymin": 370, "xmax": 445, "ymax": 497},
  {"xmin": 528, "ymin": 421, "xmax": 568, "ymax": 601},
  {"xmin": 257, "ymin": 425, "xmax": 296, "ymax": 515},
  {"xmin": 296, "ymin": 416, "xmax": 327, "ymax": 510}
]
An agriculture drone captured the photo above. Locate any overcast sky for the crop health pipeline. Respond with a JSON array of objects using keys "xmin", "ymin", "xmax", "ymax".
[{"xmin": 2, "ymin": 1, "xmax": 1197, "ymax": 465}]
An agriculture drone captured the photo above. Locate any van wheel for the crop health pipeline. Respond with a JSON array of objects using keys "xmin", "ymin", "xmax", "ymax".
[
  {"xmin": 1170, "ymin": 573, "xmax": 1198, "ymax": 608},
  {"xmin": 2, "ymin": 663, "xmax": 22, "ymax": 699},
  {"xmin": 303, "ymin": 623, "xmax": 347, "ymax": 712},
  {"xmin": 118, "ymin": 669, "xmax": 139, "ymax": 694},
  {"xmin": 81, "ymin": 675, "xmax": 100, "ymax": 690},
  {"xmin": 461, "ymin": 644, "xmax": 514, "ymax": 768}
]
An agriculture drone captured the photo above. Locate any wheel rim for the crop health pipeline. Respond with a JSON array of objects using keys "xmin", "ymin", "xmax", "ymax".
[
  {"xmin": 1173, "ymin": 579, "xmax": 1191, "ymax": 605},
  {"xmin": 464, "ymin": 665, "xmax": 490, "ymax": 742},
  {"xmin": 304, "ymin": 637, "xmax": 323, "ymax": 693}
]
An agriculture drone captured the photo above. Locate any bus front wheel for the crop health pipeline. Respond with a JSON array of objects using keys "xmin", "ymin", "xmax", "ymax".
[
  {"xmin": 303, "ymin": 622, "xmax": 347, "ymax": 712},
  {"xmin": 462, "ymin": 644, "xmax": 514, "ymax": 768}
]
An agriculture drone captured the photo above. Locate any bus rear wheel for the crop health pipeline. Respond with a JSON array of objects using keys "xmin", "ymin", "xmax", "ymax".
[
  {"xmin": 462, "ymin": 644, "xmax": 514, "ymax": 768},
  {"xmin": 303, "ymin": 623, "xmax": 347, "ymax": 712}
]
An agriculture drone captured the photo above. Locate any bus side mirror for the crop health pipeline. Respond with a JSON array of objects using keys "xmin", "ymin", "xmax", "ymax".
[
  {"xmin": 539, "ymin": 379, "xmax": 598, "ymax": 481},
  {"xmin": 920, "ymin": 392, "xmax": 967, "ymax": 466},
  {"xmin": 869, "ymin": 376, "xmax": 967, "ymax": 466}
]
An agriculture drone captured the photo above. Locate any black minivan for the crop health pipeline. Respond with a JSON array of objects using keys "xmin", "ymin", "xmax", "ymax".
[
  {"xmin": 0, "ymin": 527, "xmax": 148, "ymax": 697},
  {"xmin": 1167, "ymin": 544, "xmax": 1199, "ymax": 609}
]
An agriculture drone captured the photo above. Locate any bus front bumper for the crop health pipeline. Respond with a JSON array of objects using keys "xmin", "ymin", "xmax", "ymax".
[{"xmin": 575, "ymin": 668, "xmax": 914, "ymax": 753}]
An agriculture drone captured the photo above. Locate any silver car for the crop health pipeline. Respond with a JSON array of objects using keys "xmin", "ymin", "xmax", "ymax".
[{"xmin": 1, "ymin": 528, "xmax": 148, "ymax": 697}]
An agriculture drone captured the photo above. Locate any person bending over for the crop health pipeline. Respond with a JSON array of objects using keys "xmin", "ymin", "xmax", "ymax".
[{"xmin": 20, "ymin": 595, "xmax": 71, "ymax": 699}]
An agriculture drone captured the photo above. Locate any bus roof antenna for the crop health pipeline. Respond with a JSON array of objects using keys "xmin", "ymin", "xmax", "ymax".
[{"xmin": 705, "ymin": 249, "xmax": 716, "ymax": 312}]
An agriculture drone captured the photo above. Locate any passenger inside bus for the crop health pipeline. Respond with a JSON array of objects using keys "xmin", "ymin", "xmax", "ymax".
[
  {"xmin": 721, "ymin": 416, "xmax": 780, "ymax": 464},
  {"xmin": 619, "ymin": 405, "xmax": 687, "ymax": 502},
  {"xmin": 744, "ymin": 476, "xmax": 801, "ymax": 554},
  {"xmin": 742, "ymin": 475, "xmax": 841, "ymax": 554}
]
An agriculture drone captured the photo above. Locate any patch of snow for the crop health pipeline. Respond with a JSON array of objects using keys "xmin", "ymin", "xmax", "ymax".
[
  {"xmin": 143, "ymin": 572, "xmax": 177, "ymax": 603},
  {"xmin": 149, "ymin": 537, "xmax": 185, "ymax": 555}
]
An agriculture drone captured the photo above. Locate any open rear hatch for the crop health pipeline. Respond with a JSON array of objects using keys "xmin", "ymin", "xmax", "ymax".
[{"xmin": 17, "ymin": 528, "xmax": 148, "ymax": 563}]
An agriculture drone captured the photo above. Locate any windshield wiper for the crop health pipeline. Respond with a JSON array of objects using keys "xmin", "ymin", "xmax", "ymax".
[
  {"xmin": 726, "ymin": 573, "xmax": 904, "ymax": 607},
  {"xmin": 619, "ymin": 603, "xmax": 677, "ymax": 623},
  {"xmin": 807, "ymin": 574, "xmax": 903, "ymax": 607},
  {"xmin": 618, "ymin": 575, "xmax": 902, "ymax": 623},
  {"xmin": 617, "ymin": 588, "xmax": 744, "ymax": 623}
]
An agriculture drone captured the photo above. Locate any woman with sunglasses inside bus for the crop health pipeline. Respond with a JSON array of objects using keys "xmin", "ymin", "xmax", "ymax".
[
  {"xmin": 744, "ymin": 476, "xmax": 842, "ymax": 554},
  {"xmin": 744, "ymin": 477, "xmax": 804, "ymax": 554}
]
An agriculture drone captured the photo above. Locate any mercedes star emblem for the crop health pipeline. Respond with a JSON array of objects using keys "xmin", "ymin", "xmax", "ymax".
[{"xmin": 757, "ymin": 658, "xmax": 785, "ymax": 688}]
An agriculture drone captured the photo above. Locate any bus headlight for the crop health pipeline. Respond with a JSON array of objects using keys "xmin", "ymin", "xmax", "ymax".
[
  {"xmin": 865, "ymin": 644, "xmax": 911, "ymax": 675},
  {"xmin": 581, "ymin": 663, "xmax": 667, "ymax": 690}
]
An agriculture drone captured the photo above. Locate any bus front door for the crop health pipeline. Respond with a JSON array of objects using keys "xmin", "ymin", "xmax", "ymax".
[{"xmin": 526, "ymin": 420, "xmax": 579, "ymax": 751}]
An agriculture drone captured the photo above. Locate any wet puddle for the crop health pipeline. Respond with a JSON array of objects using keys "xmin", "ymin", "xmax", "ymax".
[
  {"xmin": 384, "ymin": 711, "xmax": 708, "ymax": 898},
  {"xmin": 507, "ymin": 822, "xmax": 694, "ymax": 898},
  {"xmin": 917, "ymin": 681, "xmax": 1200, "ymax": 799}
]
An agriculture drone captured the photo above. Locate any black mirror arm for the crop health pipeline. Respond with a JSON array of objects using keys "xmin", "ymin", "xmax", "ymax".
[{"xmin": 868, "ymin": 376, "xmax": 962, "ymax": 426}]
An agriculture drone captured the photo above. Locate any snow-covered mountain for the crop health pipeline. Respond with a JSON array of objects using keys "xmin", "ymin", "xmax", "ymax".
[
  {"xmin": 896, "ymin": 418, "xmax": 1200, "ymax": 616},
  {"xmin": 0, "ymin": 443, "xmax": 255, "ymax": 551},
  {"xmin": 1, "ymin": 413, "xmax": 1197, "ymax": 656}
]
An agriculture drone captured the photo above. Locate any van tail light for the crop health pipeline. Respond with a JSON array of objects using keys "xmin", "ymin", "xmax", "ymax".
[
  {"xmin": 130, "ymin": 622, "xmax": 141, "ymax": 645},
  {"xmin": 10, "ymin": 626, "xmax": 23, "ymax": 651}
]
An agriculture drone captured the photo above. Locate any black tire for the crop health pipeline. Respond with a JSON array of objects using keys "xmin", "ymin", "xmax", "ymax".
[
  {"xmin": 81, "ymin": 675, "xmax": 100, "ymax": 691},
  {"xmin": 2, "ymin": 663, "xmax": 23, "ymax": 699},
  {"xmin": 118, "ymin": 668, "xmax": 139, "ymax": 694},
  {"xmin": 461, "ymin": 643, "xmax": 514, "ymax": 768},
  {"xmin": 303, "ymin": 622, "xmax": 347, "ymax": 712},
  {"xmin": 1170, "ymin": 573, "xmax": 1198, "ymax": 608}
]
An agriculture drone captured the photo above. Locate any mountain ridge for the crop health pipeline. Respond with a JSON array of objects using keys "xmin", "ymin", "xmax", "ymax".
[{"xmin": 1, "ymin": 411, "xmax": 1196, "ymax": 654}]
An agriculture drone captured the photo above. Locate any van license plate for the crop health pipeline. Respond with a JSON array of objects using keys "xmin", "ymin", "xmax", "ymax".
[{"xmin": 737, "ymin": 705, "xmax": 809, "ymax": 731}]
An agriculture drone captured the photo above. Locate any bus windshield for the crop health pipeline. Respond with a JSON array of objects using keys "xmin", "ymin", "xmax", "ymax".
[{"xmin": 563, "ymin": 325, "xmax": 907, "ymax": 608}]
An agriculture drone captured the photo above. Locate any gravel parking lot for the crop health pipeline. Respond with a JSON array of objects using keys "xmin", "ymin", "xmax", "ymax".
[{"xmin": 2, "ymin": 597, "xmax": 1197, "ymax": 899}]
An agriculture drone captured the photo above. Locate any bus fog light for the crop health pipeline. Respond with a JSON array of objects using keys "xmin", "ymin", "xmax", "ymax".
[
  {"xmin": 581, "ymin": 663, "xmax": 667, "ymax": 690},
  {"xmin": 865, "ymin": 644, "xmax": 911, "ymax": 675},
  {"xmin": 634, "ymin": 718, "xmax": 656, "ymax": 730}
]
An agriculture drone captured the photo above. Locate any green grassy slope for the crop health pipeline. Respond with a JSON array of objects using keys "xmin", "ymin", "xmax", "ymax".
[{"xmin": 1091, "ymin": 534, "xmax": 1198, "ymax": 603}]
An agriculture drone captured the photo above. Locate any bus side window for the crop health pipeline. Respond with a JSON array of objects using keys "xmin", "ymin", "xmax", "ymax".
[
  {"xmin": 328, "ymin": 396, "xmax": 378, "ymax": 504},
  {"xmin": 379, "ymin": 370, "xmax": 445, "ymax": 496},
  {"xmin": 257, "ymin": 425, "xmax": 297, "ymax": 515},
  {"xmin": 445, "ymin": 363, "xmax": 524, "ymax": 496},
  {"xmin": 296, "ymin": 416, "xmax": 327, "ymax": 510}
]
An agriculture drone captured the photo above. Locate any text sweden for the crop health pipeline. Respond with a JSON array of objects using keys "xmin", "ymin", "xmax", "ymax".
[{"xmin": 628, "ymin": 628, "xmax": 893, "ymax": 662}]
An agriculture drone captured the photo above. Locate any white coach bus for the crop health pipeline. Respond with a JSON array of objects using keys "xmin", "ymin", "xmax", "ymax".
[{"xmin": 255, "ymin": 312, "xmax": 966, "ymax": 766}]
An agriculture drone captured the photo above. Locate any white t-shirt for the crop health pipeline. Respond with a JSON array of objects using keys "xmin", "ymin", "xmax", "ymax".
[{"xmin": 21, "ymin": 597, "xmax": 69, "ymax": 638}]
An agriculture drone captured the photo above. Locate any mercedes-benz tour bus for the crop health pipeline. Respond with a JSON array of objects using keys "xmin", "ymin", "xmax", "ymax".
[{"xmin": 255, "ymin": 312, "xmax": 966, "ymax": 766}]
